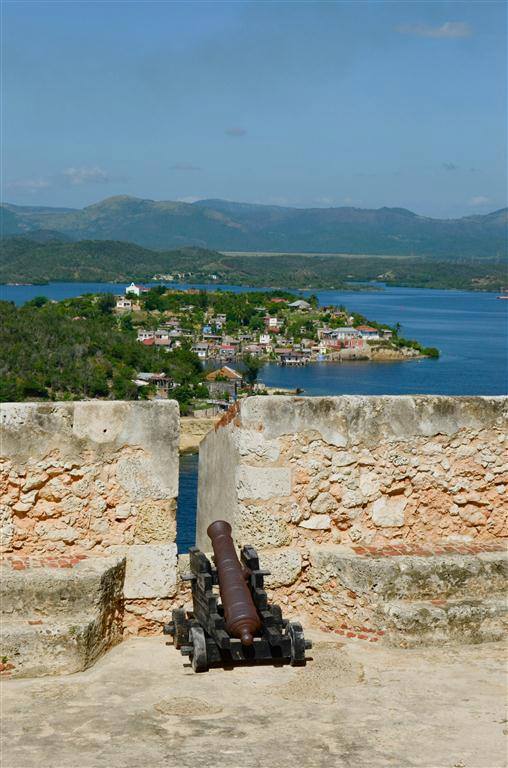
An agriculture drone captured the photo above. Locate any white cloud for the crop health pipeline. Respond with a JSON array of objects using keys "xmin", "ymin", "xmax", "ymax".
[
  {"xmin": 396, "ymin": 21, "xmax": 472, "ymax": 39},
  {"xmin": 61, "ymin": 166, "xmax": 110, "ymax": 185},
  {"xmin": 225, "ymin": 127, "xmax": 247, "ymax": 137},
  {"xmin": 468, "ymin": 195, "xmax": 491, "ymax": 206}
]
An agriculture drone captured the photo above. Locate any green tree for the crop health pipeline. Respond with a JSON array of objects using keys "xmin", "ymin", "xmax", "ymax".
[
  {"xmin": 242, "ymin": 354, "xmax": 263, "ymax": 386},
  {"xmin": 97, "ymin": 293, "xmax": 116, "ymax": 314},
  {"xmin": 26, "ymin": 296, "xmax": 49, "ymax": 308}
]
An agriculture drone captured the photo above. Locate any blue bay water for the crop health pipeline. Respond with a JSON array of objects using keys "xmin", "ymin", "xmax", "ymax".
[
  {"xmin": 3, "ymin": 280, "xmax": 506, "ymax": 551},
  {"xmin": 3, "ymin": 281, "xmax": 507, "ymax": 395}
]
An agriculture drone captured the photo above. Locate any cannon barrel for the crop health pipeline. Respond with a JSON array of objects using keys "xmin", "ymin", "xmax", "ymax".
[{"xmin": 207, "ymin": 520, "xmax": 261, "ymax": 646}]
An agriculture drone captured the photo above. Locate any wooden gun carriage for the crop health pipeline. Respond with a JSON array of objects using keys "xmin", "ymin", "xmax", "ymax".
[{"xmin": 164, "ymin": 521, "xmax": 311, "ymax": 672}]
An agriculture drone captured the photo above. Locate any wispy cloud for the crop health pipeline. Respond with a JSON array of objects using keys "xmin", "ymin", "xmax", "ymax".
[
  {"xmin": 225, "ymin": 127, "xmax": 247, "ymax": 137},
  {"xmin": 170, "ymin": 162, "xmax": 201, "ymax": 172},
  {"xmin": 7, "ymin": 166, "xmax": 117, "ymax": 194},
  {"xmin": 396, "ymin": 21, "xmax": 472, "ymax": 39},
  {"xmin": 468, "ymin": 195, "xmax": 491, "ymax": 206},
  {"xmin": 442, "ymin": 162, "xmax": 458, "ymax": 171},
  {"xmin": 61, "ymin": 166, "xmax": 110, "ymax": 185}
]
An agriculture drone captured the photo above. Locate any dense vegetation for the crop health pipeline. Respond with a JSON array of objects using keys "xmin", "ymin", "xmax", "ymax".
[
  {"xmin": 2, "ymin": 196, "xmax": 506, "ymax": 256},
  {"xmin": 0, "ymin": 237, "xmax": 220, "ymax": 284},
  {"xmin": 137, "ymin": 285, "xmax": 439, "ymax": 358},
  {"xmin": 1, "ymin": 236, "xmax": 506, "ymax": 291},
  {"xmin": 137, "ymin": 286, "xmax": 305, "ymax": 333},
  {"xmin": 0, "ymin": 296, "xmax": 206, "ymax": 407},
  {"xmin": 0, "ymin": 287, "xmax": 438, "ymax": 404}
]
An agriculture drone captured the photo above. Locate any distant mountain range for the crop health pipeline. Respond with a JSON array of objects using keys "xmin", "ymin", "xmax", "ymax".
[{"xmin": 1, "ymin": 196, "xmax": 507, "ymax": 257}]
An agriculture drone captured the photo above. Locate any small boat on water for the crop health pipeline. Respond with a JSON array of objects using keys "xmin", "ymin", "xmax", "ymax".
[{"xmin": 497, "ymin": 295, "xmax": 508, "ymax": 300}]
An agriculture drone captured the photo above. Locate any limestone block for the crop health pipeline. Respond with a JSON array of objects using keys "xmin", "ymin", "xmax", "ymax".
[
  {"xmin": 0, "ymin": 557, "xmax": 126, "ymax": 677},
  {"xmin": 123, "ymin": 544, "xmax": 178, "ymax": 599},
  {"xmin": 60, "ymin": 496, "xmax": 87, "ymax": 516},
  {"xmin": 235, "ymin": 430, "xmax": 281, "ymax": 462},
  {"xmin": 12, "ymin": 502, "xmax": 31, "ymax": 514},
  {"xmin": 311, "ymin": 492, "xmax": 337, "ymax": 515},
  {"xmin": 299, "ymin": 514, "xmax": 332, "ymax": 530},
  {"xmin": 371, "ymin": 496, "xmax": 406, "ymax": 527},
  {"xmin": 262, "ymin": 548, "xmax": 302, "ymax": 587},
  {"xmin": 0, "ymin": 504, "xmax": 14, "ymax": 549},
  {"xmin": 22, "ymin": 473, "xmax": 48, "ymax": 492},
  {"xmin": 341, "ymin": 490, "xmax": 364, "ymax": 508},
  {"xmin": 90, "ymin": 518, "xmax": 110, "ymax": 535},
  {"xmin": 116, "ymin": 456, "xmax": 175, "ymax": 501},
  {"xmin": 115, "ymin": 503, "xmax": 134, "ymax": 520},
  {"xmin": 34, "ymin": 521, "xmax": 80, "ymax": 542},
  {"xmin": 359, "ymin": 470, "xmax": 380, "ymax": 497},
  {"xmin": 458, "ymin": 505, "xmax": 487, "ymax": 526},
  {"xmin": 236, "ymin": 466, "xmax": 291, "ymax": 500},
  {"xmin": 133, "ymin": 499, "xmax": 176, "ymax": 543},
  {"xmin": 332, "ymin": 452, "xmax": 357, "ymax": 468},
  {"xmin": 235, "ymin": 505, "xmax": 291, "ymax": 548}
]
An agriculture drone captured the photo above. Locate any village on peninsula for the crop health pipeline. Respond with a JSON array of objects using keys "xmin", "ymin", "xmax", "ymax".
[{"xmin": 118, "ymin": 282, "xmax": 439, "ymax": 406}]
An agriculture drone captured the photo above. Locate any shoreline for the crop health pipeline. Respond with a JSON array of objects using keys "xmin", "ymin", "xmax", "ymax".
[{"xmin": 1, "ymin": 279, "xmax": 504, "ymax": 295}]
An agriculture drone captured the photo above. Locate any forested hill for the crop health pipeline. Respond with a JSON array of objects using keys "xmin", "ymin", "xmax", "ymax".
[
  {"xmin": 0, "ymin": 238, "xmax": 221, "ymax": 283},
  {"xmin": 1, "ymin": 236, "xmax": 507, "ymax": 291},
  {"xmin": 2, "ymin": 196, "xmax": 507, "ymax": 257}
]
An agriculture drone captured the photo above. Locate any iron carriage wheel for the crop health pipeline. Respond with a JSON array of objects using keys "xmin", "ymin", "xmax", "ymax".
[
  {"xmin": 189, "ymin": 626, "xmax": 209, "ymax": 673},
  {"xmin": 288, "ymin": 621, "xmax": 307, "ymax": 666},
  {"xmin": 169, "ymin": 608, "xmax": 189, "ymax": 650}
]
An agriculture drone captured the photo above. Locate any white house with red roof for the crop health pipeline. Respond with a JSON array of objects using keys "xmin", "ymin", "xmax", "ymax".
[
  {"xmin": 125, "ymin": 282, "xmax": 149, "ymax": 297},
  {"xmin": 356, "ymin": 325, "xmax": 380, "ymax": 340}
]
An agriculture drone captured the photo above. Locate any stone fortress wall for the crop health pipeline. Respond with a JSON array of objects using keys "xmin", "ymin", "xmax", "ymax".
[
  {"xmin": 1, "ymin": 401, "xmax": 180, "ymax": 633},
  {"xmin": 1, "ymin": 396, "xmax": 507, "ymax": 665},
  {"xmin": 198, "ymin": 396, "xmax": 507, "ymax": 642}
]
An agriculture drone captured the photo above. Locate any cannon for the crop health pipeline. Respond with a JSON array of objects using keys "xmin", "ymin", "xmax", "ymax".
[{"xmin": 164, "ymin": 520, "xmax": 312, "ymax": 672}]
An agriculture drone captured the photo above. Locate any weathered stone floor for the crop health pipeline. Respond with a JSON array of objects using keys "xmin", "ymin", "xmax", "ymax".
[{"xmin": 1, "ymin": 631, "xmax": 507, "ymax": 768}]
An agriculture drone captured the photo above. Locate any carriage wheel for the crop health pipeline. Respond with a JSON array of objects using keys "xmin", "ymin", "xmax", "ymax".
[
  {"xmin": 190, "ymin": 626, "xmax": 209, "ymax": 673},
  {"xmin": 171, "ymin": 609, "xmax": 189, "ymax": 649},
  {"xmin": 288, "ymin": 621, "xmax": 307, "ymax": 666}
]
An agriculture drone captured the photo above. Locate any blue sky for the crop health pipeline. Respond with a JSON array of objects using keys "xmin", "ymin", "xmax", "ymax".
[{"xmin": 3, "ymin": 0, "xmax": 506, "ymax": 217}]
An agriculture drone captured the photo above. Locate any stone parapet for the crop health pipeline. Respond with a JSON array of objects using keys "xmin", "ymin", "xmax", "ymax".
[
  {"xmin": 0, "ymin": 401, "xmax": 180, "ymax": 631},
  {"xmin": 0, "ymin": 556, "xmax": 126, "ymax": 677},
  {"xmin": 197, "ymin": 396, "xmax": 507, "ymax": 550},
  {"xmin": 197, "ymin": 396, "xmax": 508, "ymax": 643}
]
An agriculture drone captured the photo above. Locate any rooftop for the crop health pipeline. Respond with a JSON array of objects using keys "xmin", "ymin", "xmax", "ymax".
[
  {"xmin": 205, "ymin": 365, "xmax": 242, "ymax": 381},
  {"xmin": 2, "ymin": 632, "xmax": 505, "ymax": 768}
]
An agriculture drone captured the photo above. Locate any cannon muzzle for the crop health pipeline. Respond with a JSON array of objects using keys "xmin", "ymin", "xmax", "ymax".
[{"xmin": 207, "ymin": 520, "xmax": 262, "ymax": 645}]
